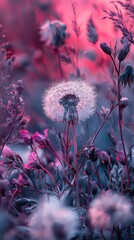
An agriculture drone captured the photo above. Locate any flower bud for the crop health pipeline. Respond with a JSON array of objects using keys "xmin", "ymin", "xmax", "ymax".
[
  {"xmin": 116, "ymin": 151, "xmax": 126, "ymax": 166},
  {"xmin": 119, "ymin": 97, "xmax": 129, "ymax": 109},
  {"xmin": 100, "ymin": 42, "xmax": 112, "ymax": 55},
  {"xmin": 68, "ymin": 152, "xmax": 73, "ymax": 165},
  {"xmin": 100, "ymin": 151, "xmax": 110, "ymax": 165},
  {"xmin": 85, "ymin": 161, "xmax": 93, "ymax": 175},
  {"xmin": 119, "ymin": 65, "xmax": 134, "ymax": 87},
  {"xmin": 0, "ymin": 179, "xmax": 9, "ymax": 195},
  {"xmin": 88, "ymin": 146, "xmax": 99, "ymax": 162},
  {"xmin": 16, "ymin": 80, "xmax": 23, "ymax": 95},
  {"xmin": 91, "ymin": 181, "xmax": 98, "ymax": 195},
  {"xmin": 118, "ymin": 43, "xmax": 130, "ymax": 62},
  {"xmin": 20, "ymin": 130, "xmax": 31, "ymax": 144},
  {"xmin": 110, "ymin": 154, "xmax": 118, "ymax": 165},
  {"xmin": 2, "ymin": 146, "xmax": 14, "ymax": 160},
  {"xmin": 32, "ymin": 132, "xmax": 45, "ymax": 144}
]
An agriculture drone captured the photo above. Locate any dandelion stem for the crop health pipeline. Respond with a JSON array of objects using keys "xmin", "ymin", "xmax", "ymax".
[
  {"xmin": 65, "ymin": 122, "xmax": 70, "ymax": 164},
  {"xmin": 72, "ymin": 124, "xmax": 80, "ymax": 209}
]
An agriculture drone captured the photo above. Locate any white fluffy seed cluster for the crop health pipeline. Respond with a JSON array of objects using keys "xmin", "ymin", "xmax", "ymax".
[
  {"xmin": 29, "ymin": 197, "xmax": 79, "ymax": 240},
  {"xmin": 88, "ymin": 191, "xmax": 133, "ymax": 229},
  {"xmin": 42, "ymin": 80, "xmax": 96, "ymax": 122}
]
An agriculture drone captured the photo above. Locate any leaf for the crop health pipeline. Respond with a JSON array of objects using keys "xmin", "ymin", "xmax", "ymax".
[
  {"xmin": 87, "ymin": 17, "xmax": 98, "ymax": 44},
  {"xmin": 15, "ymin": 198, "xmax": 38, "ymax": 206}
]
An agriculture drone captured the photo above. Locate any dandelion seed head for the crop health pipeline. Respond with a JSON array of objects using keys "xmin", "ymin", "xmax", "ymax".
[
  {"xmin": 40, "ymin": 20, "xmax": 68, "ymax": 47},
  {"xmin": 42, "ymin": 80, "xmax": 96, "ymax": 123},
  {"xmin": 88, "ymin": 191, "xmax": 133, "ymax": 229},
  {"xmin": 29, "ymin": 197, "xmax": 79, "ymax": 240}
]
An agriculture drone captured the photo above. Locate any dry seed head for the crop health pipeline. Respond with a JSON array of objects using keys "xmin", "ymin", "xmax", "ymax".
[{"xmin": 42, "ymin": 80, "xmax": 96, "ymax": 123}]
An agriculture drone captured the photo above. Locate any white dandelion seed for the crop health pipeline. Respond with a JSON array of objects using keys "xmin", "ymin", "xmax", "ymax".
[
  {"xmin": 29, "ymin": 196, "xmax": 79, "ymax": 240},
  {"xmin": 88, "ymin": 191, "xmax": 133, "ymax": 229},
  {"xmin": 40, "ymin": 20, "xmax": 68, "ymax": 48},
  {"xmin": 42, "ymin": 80, "xmax": 96, "ymax": 123}
]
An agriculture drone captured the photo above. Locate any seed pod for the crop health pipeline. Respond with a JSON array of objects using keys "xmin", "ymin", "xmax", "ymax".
[
  {"xmin": 119, "ymin": 97, "xmax": 129, "ymax": 109},
  {"xmin": 68, "ymin": 152, "xmax": 73, "ymax": 165},
  {"xmin": 100, "ymin": 42, "xmax": 112, "ymax": 55},
  {"xmin": 85, "ymin": 161, "xmax": 93, "ymax": 175},
  {"xmin": 88, "ymin": 146, "xmax": 99, "ymax": 162},
  {"xmin": 110, "ymin": 154, "xmax": 118, "ymax": 165},
  {"xmin": 118, "ymin": 43, "xmax": 130, "ymax": 62},
  {"xmin": 100, "ymin": 151, "xmax": 110, "ymax": 165},
  {"xmin": 91, "ymin": 181, "xmax": 98, "ymax": 195},
  {"xmin": 116, "ymin": 151, "xmax": 126, "ymax": 166}
]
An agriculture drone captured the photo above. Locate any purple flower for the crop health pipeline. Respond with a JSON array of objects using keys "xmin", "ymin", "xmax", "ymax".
[{"xmin": 20, "ymin": 130, "xmax": 31, "ymax": 144}]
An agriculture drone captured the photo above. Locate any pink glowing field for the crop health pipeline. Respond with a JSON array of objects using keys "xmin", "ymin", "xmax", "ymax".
[{"xmin": 0, "ymin": 0, "xmax": 134, "ymax": 240}]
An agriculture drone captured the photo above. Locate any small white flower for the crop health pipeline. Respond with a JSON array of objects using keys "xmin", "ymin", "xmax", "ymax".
[
  {"xmin": 40, "ymin": 20, "xmax": 68, "ymax": 47},
  {"xmin": 88, "ymin": 191, "xmax": 133, "ymax": 229},
  {"xmin": 42, "ymin": 80, "xmax": 96, "ymax": 123},
  {"xmin": 29, "ymin": 197, "xmax": 79, "ymax": 240}
]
